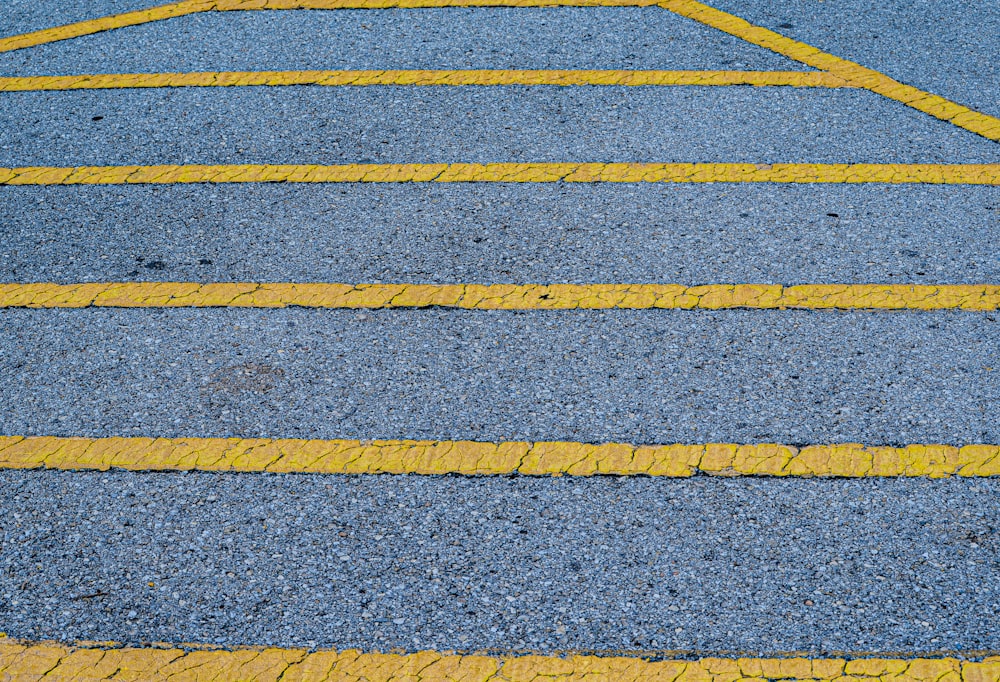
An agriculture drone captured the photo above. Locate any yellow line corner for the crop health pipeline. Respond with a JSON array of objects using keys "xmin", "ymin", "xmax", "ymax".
[
  {"xmin": 0, "ymin": 0, "xmax": 996, "ymax": 141},
  {"xmin": 658, "ymin": 0, "xmax": 1000, "ymax": 142}
]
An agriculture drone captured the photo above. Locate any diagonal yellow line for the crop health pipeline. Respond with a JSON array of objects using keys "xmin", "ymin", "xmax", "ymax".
[
  {"xmin": 1, "ymin": 282, "xmax": 999, "ymax": 310},
  {"xmin": 0, "ymin": 70, "xmax": 850, "ymax": 91},
  {"xmin": 0, "ymin": 0, "xmax": 664, "ymax": 54},
  {"xmin": 1, "ymin": 163, "xmax": 998, "ymax": 185},
  {"xmin": 0, "ymin": 0, "xmax": 213, "ymax": 53},
  {"xmin": 2, "ymin": 436, "xmax": 998, "ymax": 477},
  {"xmin": 659, "ymin": 0, "xmax": 1000, "ymax": 142}
]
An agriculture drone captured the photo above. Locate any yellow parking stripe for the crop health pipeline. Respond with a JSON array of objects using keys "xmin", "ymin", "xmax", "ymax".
[
  {"xmin": 1, "ymin": 282, "xmax": 999, "ymax": 310},
  {"xmin": 1, "ymin": 640, "xmax": 999, "ymax": 682},
  {"xmin": 1, "ymin": 163, "xmax": 998, "ymax": 185},
  {"xmin": 2, "ymin": 436, "xmax": 999, "ymax": 477},
  {"xmin": 661, "ymin": 0, "xmax": 1000, "ymax": 142},
  {"xmin": 0, "ymin": 70, "xmax": 849, "ymax": 91}
]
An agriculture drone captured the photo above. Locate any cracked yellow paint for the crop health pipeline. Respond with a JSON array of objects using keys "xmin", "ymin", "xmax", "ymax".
[
  {"xmin": 1, "ymin": 282, "xmax": 999, "ymax": 310},
  {"xmin": 1, "ymin": 640, "xmax": 999, "ymax": 681},
  {"xmin": 0, "ymin": 70, "xmax": 851, "ymax": 91},
  {"xmin": 0, "ymin": 163, "xmax": 997, "ymax": 185},
  {"xmin": 1, "ymin": 436, "xmax": 998, "ymax": 477}
]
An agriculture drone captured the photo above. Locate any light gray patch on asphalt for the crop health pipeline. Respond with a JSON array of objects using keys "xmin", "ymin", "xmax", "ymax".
[
  {"xmin": 0, "ymin": 0, "xmax": 157, "ymax": 37},
  {"xmin": 1, "ymin": 184, "xmax": 998, "ymax": 285},
  {"xmin": 0, "ymin": 8, "xmax": 808, "ymax": 75},
  {"xmin": 1, "ymin": 472, "xmax": 998, "ymax": 653},
  {"xmin": 713, "ymin": 0, "xmax": 1000, "ymax": 119},
  {"xmin": 3, "ymin": 88, "xmax": 1000, "ymax": 167},
  {"xmin": 1, "ymin": 308, "xmax": 997, "ymax": 444}
]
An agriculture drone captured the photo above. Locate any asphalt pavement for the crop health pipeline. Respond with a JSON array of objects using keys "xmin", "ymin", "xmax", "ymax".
[
  {"xmin": 0, "ymin": 0, "xmax": 998, "ymax": 671},
  {"xmin": 2, "ymin": 471, "xmax": 998, "ymax": 654}
]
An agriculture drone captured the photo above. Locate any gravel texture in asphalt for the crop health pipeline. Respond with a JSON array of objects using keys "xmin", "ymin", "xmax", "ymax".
[
  {"xmin": 1, "ymin": 184, "xmax": 997, "ymax": 285},
  {"xmin": 1, "ymin": 308, "xmax": 997, "ymax": 445},
  {"xmin": 1, "ymin": 471, "xmax": 998, "ymax": 653},
  {"xmin": 3, "ymin": 88, "xmax": 1000, "ymax": 168},
  {"xmin": 0, "ymin": 7, "xmax": 806, "ymax": 74}
]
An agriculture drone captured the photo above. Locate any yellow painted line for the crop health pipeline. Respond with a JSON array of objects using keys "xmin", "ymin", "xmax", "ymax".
[
  {"xmin": 660, "ymin": 0, "xmax": 1000, "ymax": 142},
  {"xmin": 2, "ymin": 436, "xmax": 999, "ymax": 477},
  {"xmin": 0, "ymin": 0, "xmax": 670, "ymax": 54},
  {"xmin": 2, "ymin": 283, "xmax": 1000, "ymax": 310},
  {"xmin": 0, "ymin": 70, "xmax": 850, "ymax": 91},
  {"xmin": 1, "ymin": 163, "xmax": 998, "ymax": 185},
  {"xmin": 0, "ymin": 1, "xmax": 213, "ymax": 54},
  {"xmin": 1, "ymin": 640, "xmax": 1000, "ymax": 682}
]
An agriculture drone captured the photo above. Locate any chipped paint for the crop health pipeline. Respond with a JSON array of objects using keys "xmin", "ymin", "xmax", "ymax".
[
  {"xmin": 1, "ymin": 282, "xmax": 998, "ymax": 310},
  {"xmin": 0, "ymin": 163, "xmax": 997, "ymax": 186},
  {"xmin": 2, "ymin": 437, "xmax": 998, "ymax": 477}
]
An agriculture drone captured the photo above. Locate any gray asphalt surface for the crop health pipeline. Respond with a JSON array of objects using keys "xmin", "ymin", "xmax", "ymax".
[
  {"xmin": 1, "ymin": 184, "xmax": 998, "ymax": 285},
  {"xmin": 0, "ymin": 8, "xmax": 805, "ymax": 73},
  {"xmin": 2, "ymin": 309, "xmax": 997, "ymax": 445},
  {"xmin": 4, "ymin": 88, "xmax": 1000, "ymax": 167},
  {"xmin": 1, "ymin": 0, "xmax": 999, "ymax": 660},
  {"xmin": 718, "ymin": 0, "xmax": 1000, "ymax": 118},
  {"xmin": 1, "ymin": 472, "xmax": 998, "ymax": 654}
]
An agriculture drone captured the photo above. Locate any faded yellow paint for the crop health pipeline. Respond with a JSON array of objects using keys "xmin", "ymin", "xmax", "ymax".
[
  {"xmin": 0, "ymin": 70, "xmax": 850, "ymax": 91},
  {"xmin": 0, "ymin": 163, "xmax": 997, "ymax": 186},
  {"xmin": 660, "ymin": 0, "xmax": 1000, "ymax": 141},
  {"xmin": 0, "ymin": 640, "xmax": 997, "ymax": 681},
  {"xmin": 1, "ymin": 282, "xmax": 998, "ymax": 310},
  {"xmin": 1, "ymin": 436, "xmax": 998, "ymax": 477}
]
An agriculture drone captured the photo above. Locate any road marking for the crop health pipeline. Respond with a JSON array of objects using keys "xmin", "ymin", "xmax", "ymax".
[
  {"xmin": 1, "ymin": 283, "xmax": 999, "ymax": 310},
  {"xmin": 0, "ymin": 70, "xmax": 850, "ymax": 91},
  {"xmin": 1, "ymin": 640, "xmax": 999, "ymax": 681},
  {"xmin": 0, "ymin": 0, "xmax": 666, "ymax": 54},
  {"xmin": 0, "ymin": 0, "xmax": 212, "ymax": 54},
  {"xmin": 1, "ymin": 163, "xmax": 998, "ymax": 185},
  {"xmin": 2, "ymin": 437, "xmax": 999, "ymax": 477},
  {"xmin": 1, "ymin": 1, "xmax": 996, "ymax": 143},
  {"xmin": 661, "ymin": 0, "xmax": 1000, "ymax": 142}
]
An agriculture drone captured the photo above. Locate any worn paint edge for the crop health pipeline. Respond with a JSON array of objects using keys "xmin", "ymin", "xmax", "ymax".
[
  {"xmin": 1, "ymin": 639, "xmax": 1000, "ymax": 681},
  {"xmin": 2, "ymin": 437, "xmax": 999, "ymax": 477},
  {"xmin": 1, "ymin": 163, "xmax": 998, "ymax": 185},
  {"xmin": 0, "ymin": 70, "xmax": 850, "ymax": 90}
]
